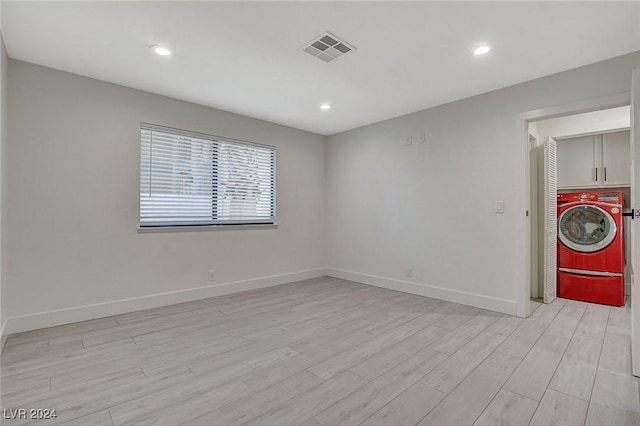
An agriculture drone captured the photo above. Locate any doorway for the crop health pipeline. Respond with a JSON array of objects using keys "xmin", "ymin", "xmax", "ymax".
[{"xmin": 527, "ymin": 105, "xmax": 631, "ymax": 309}]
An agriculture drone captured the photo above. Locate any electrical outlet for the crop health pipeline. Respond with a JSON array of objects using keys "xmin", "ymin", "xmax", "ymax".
[
  {"xmin": 405, "ymin": 267, "xmax": 413, "ymax": 278},
  {"xmin": 406, "ymin": 136, "xmax": 413, "ymax": 146},
  {"xmin": 208, "ymin": 270, "xmax": 216, "ymax": 281},
  {"xmin": 418, "ymin": 132, "xmax": 426, "ymax": 143}
]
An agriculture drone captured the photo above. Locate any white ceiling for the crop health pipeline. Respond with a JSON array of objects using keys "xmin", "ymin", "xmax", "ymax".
[{"xmin": 3, "ymin": 1, "xmax": 640, "ymax": 136}]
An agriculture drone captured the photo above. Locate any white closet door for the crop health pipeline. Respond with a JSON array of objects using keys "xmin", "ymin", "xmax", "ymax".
[
  {"xmin": 631, "ymin": 68, "xmax": 639, "ymax": 377},
  {"xmin": 544, "ymin": 137, "xmax": 558, "ymax": 304}
]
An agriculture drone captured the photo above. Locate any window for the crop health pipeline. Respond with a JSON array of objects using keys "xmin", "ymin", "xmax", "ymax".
[{"xmin": 140, "ymin": 124, "xmax": 276, "ymax": 227}]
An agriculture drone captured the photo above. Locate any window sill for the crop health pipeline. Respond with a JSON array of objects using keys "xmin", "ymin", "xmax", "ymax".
[{"xmin": 137, "ymin": 224, "xmax": 278, "ymax": 233}]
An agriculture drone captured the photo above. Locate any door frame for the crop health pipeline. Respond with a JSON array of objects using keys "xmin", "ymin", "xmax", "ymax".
[
  {"xmin": 518, "ymin": 92, "xmax": 630, "ymax": 318},
  {"xmin": 529, "ymin": 133, "xmax": 539, "ymax": 300}
]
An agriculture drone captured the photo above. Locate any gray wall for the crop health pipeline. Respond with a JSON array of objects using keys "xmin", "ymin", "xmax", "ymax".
[
  {"xmin": 0, "ymin": 31, "xmax": 7, "ymax": 341},
  {"xmin": 326, "ymin": 52, "xmax": 640, "ymax": 315},
  {"xmin": 5, "ymin": 60, "xmax": 326, "ymax": 332}
]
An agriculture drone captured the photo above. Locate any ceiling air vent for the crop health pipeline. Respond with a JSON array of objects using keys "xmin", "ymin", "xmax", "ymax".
[{"xmin": 302, "ymin": 32, "xmax": 356, "ymax": 64}]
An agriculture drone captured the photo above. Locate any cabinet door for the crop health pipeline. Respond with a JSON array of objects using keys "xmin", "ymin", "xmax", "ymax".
[
  {"xmin": 602, "ymin": 130, "xmax": 631, "ymax": 186},
  {"xmin": 557, "ymin": 135, "xmax": 598, "ymax": 189}
]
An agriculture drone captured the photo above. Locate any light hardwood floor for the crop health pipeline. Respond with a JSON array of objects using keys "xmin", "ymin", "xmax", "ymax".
[{"xmin": 1, "ymin": 277, "xmax": 638, "ymax": 425}]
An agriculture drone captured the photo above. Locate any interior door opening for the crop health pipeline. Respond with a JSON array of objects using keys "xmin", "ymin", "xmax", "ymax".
[{"xmin": 528, "ymin": 106, "xmax": 632, "ymax": 309}]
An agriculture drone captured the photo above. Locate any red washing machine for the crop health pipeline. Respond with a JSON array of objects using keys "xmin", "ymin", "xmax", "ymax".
[{"xmin": 557, "ymin": 191, "xmax": 625, "ymax": 306}]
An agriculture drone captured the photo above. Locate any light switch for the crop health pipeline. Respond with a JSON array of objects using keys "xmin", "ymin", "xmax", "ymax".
[{"xmin": 495, "ymin": 201, "xmax": 504, "ymax": 213}]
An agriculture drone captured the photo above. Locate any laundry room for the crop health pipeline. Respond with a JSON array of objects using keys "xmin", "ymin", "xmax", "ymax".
[{"xmin": 528, "ymin": 105, "xmax": 632, "ymax": 306}]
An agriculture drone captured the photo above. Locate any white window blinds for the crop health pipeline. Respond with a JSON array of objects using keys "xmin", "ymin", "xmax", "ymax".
[{"xmin": 140, "ymin": 124, "xmax": 276, "ymax": 227}]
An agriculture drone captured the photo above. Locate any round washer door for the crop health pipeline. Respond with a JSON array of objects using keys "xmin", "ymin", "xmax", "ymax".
[{"xmin": 558, "ymin": 205, "xmax": 617, "ymax": 253}]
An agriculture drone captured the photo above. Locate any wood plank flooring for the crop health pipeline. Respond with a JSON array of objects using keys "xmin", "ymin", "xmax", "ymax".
[{"xmin": 1, "ymin": 277, "xmax": 638, "ymax": 425}]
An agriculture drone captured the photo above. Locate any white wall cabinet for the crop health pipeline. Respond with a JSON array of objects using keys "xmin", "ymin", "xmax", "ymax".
[
  {"xmin": 601, "ymin": 131, "xmax": 631, "ymax": 186},
  {"xmin": 557, "ymin": 130, "xmax": 630, "ymax": 189}
]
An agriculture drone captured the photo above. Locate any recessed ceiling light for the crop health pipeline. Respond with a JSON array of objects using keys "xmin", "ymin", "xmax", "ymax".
[
  {"xmin": 473, "ymin": 44, "xmax": 492, "ymax": 56},
  {"xmin": 150, "ymin": 45, "xmax": 173, "ymax": 56},
  {"xmin": 320, "ymin": 103, "xmax": 332, "ymax": 111}
]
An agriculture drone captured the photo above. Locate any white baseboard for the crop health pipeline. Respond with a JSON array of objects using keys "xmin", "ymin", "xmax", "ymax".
[
  {"xmin": 3, "ymin": 268, "xmax": 326, "ymax": 336},
  {"xmin": 327, "ymin": 268, "xmax": 517, "ymax": 315}
]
